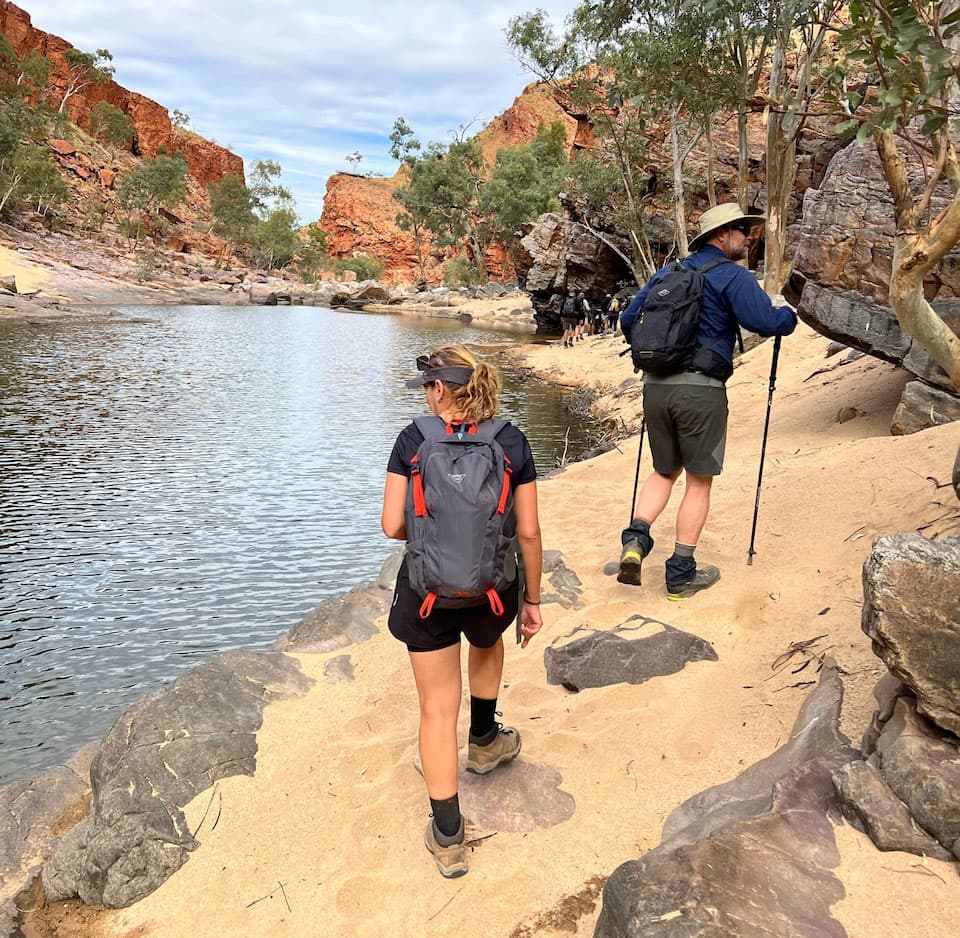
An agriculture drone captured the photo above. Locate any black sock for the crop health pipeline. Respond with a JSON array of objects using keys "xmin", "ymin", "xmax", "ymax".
[
  {"xmin": 430, "ymin": 794, "xmax": 461, "ymax": 837},
  {"xmin": 469, "ymin": 696, "xmax": 497, "ymax": 741}
]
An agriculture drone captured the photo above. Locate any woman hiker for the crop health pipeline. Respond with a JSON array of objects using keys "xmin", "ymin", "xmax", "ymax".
[{"xmin": 381, "ymin": 345, "xmax": 544, "ymax": 878}]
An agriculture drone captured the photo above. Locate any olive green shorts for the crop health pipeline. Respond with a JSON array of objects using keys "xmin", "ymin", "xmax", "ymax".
[{"xmin": 642, "ymin": 378, "xmax": 728, "ymax": 477}]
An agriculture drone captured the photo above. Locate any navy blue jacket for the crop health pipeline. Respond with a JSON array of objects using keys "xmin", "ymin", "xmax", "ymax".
[{"xmin": 620, "ymin": 245, "xmax": 797, "ymax": 368}]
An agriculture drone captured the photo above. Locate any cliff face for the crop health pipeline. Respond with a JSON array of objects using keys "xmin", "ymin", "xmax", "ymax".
[
  {"xmin": 0, "ymin": 0, "xmax": 243, "ymax": 186},
  {"xmin": 320, "ymin": 82, "xmax": 580, "ymax": 284}
]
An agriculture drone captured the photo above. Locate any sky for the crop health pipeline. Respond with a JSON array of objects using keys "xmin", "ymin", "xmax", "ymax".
[{"xmin": 22, "ymin": 1, "xmax": 580, "ymax": 224}]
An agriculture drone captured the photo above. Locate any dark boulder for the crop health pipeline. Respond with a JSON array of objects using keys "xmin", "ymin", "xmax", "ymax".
[
  {"xmin": 596, "ymin": 664, "xmax": 857, "ymax": 937},
  {"xmin": 544, "ymin": 619, "xmax": 717, "ymax": 691},
  {"xmin": 861, "ymin": 532, "xmax": 960, "ymax": 736},
  {"xmin": 833, "ymin": 759, "xmax": 951, "ymax": 859},
  {"xmin": 42, "ymin": 651, "xmax": 312, "ymax": 908}
]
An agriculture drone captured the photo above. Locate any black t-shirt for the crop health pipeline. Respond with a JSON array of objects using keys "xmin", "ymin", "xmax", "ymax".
[{"xmin": 387, "ymin": 418, "xmax": 537, "ymax": 489}]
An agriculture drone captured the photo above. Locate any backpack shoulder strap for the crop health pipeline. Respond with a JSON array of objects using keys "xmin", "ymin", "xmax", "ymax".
[
  {"xmin": 412, "ymin": 415, "xmax": 448, "ymax": 443},
  {"xmin": 687, "ymin": 256, "xmax": 732, "ymax": 273},
  {"xmin": 467, "ymin": 418, "xmax": 508, "ymax": 444},
  {"xmin": 412, "ymin": 415, "xmax": 508, "ymax": 444}
]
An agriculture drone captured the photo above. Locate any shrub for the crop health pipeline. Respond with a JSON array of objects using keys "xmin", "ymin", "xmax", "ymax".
[
  {"xmin": 443, "ymin": 254, "xmax": 485, "ymax": 288},
  {"xmin": 335, "ymin": 254, "xmax": 383, "ymax": 281}
]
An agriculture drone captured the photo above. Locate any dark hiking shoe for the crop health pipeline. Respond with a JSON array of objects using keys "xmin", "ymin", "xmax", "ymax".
[
  {"xmin": 617, "ymin": 539, "xmax": 647, "ymax": 586},
  {"xmin": 667, "ymin": 565, "xmax": 720, "ymax": 601},
  {"xmin": 424, "ymin": 815, "xmax": 468, "ymax": 878},
  {"xmin": 466, "ymin": 724, "xmax": 521, "ymax": 775}
]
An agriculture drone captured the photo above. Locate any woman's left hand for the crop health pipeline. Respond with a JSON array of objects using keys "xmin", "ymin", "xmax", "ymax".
[{"xmin": 519, "ymin": 602, "xmax": 542, "ymax": 649}]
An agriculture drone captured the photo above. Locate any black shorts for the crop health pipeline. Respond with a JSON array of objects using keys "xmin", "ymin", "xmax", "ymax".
[
  {"xmin": 388, "ymin": 564, "xmax": 518, "ymax": 653},
  {"xmin": 643, "ymin": 380, "xmax": 728, "ymax": 476}
]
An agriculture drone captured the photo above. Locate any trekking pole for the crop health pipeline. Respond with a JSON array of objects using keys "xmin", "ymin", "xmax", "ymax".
[
  {"xmin": 747, "ymin": 335, "xmax": 782, "ymax": 565},
  {"xmin": 628, "ymin": 417, "xmax": 646, "ymax": 526}
]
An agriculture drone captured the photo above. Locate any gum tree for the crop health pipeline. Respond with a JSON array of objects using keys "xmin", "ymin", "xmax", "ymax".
[
  {"xmin": 507, "ymin": 1, "xmax": 738, "ymax": 268},
  {"xmin": 838, "ymin": 0, "xmax": 960, "ymax": 387},
  {"xmin": 58, "ymin": 48, "xmax": 114, "ymax": 114},
  {"xmin": 760, "ymin": 0, "xmax": 843, "ymax": 292}
]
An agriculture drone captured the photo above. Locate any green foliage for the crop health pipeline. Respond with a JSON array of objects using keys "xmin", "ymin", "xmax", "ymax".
[
  {"xmin": 395, "ymin": 137, "xmax": 486, "ymax": 259},
  {"xmin": 250, "ymin": 207, "xmax": 300, "ymax": 269},
  {"xmin": 836, "ymin": 0, "xmax": 960, "ymax": 143},
  {"xmin": 171, "ymin": 109, "xmax": 190, "ymax": 130},
  {"xmin": 505, "ymin": 10, "xmax": 580, "ymax": 82},
  {"xmin": 118, "ymin": 215, "xmax": 146, "ymax": 246},
  {"xmin": 335, "ymin": 254, "xmax": 384, "ymax": 281},
  {"xmin": 89, "ymin": 101, "xmax": 134, "ymax": 148},
  {"xmin": 208, "ymin": 172, "xmax": 256, "ymax": 244},
  {"xmin": 443, "ymin": 254, "xmax": 485, "ymax": 287},
  {"xmin": 389, "ymin": 117, "xmax": 420, "ymax": 165},
  {"xmin": 80, "ymin": 201, "xmax": 106, "ymax": 234},
  {"xmin": 248, "ymin": 159, "xmax": 293, "ymax": 217},
  {"xmin": 117, "ymin": 153, "xmax": 188, "ymax": 214},
  {"xmin": 19, "ymin": 51, "xmax": 53, "ymax": 94},
  {"xmin": 480, "ymin": 121, "xmax": 567, "ymax": 248},
  {"xmin": 294, "ymin": 224, "xmax": 330, "ymax": 283},
  {"xmin": 0, "ymin": 142, "xmax": 68, "ymax": 214},
  {"xmin": 134, "ymin": 249, "xmax": 158, "ymax": 282}
]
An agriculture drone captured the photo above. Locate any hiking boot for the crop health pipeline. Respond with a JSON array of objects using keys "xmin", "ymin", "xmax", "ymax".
[
  {"xmin": 466, "ymin": 724, "xmax": 521, "ymax": 775},
  {"xmin": 617, "ymin": 539, "xmax": 646, "ymax": 586},
  {"xmin": 424, "ymin": 816, "xmax": 468, "ymax": 878},
  {"xmin": 667, "ymin": 565, "xmax": 720, "ymax": 601}
]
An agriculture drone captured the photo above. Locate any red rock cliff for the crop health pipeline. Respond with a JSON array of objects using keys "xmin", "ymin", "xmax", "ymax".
[
  {"xmin": 320, "ymin": 82, "xmax": 580, "ymax": 284},
  {"xmin": 0, "ymin": 0, "xmax": 243, "ymax": 186}
]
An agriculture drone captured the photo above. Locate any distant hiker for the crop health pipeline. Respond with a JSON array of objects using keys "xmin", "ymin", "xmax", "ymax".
[
  {"xmin": 574, "ymin": 291, "xmax": 588, "ymax": 340},
  {"xmin": 381, "ymin": 345, "xmax": 544, "ymax": 878},
  {"xmin": 617, "ymin": 203, "xmax": 797, "ymax": 599},
  {"xmin": 560, "ymin": 289, "xmax": 577, "ymax": 348},
  {"xmin": 606, "ymin": 294, "xmax": 620, "ymax": 335},
  {"xmin": 591, "ymin": 298, "xmax": 605, "ymax": 335}
]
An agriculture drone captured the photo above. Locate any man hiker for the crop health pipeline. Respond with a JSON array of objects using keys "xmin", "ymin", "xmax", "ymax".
[
  {"xmin": 617, "ymin": 202, "xmax": 797, "ymax": 599},
  {"xmin": 560, "ymin": 289, "xmax": 578, "ymax": 348},
  {"xmin": 574, "ymin": 291, "xmax": 587, "ymax": 341}
]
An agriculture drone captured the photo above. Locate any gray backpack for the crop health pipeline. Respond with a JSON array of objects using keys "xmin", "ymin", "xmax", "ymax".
[{"xmin": 405, "ymin": 416, "xmax": 518, "ymax": 619}]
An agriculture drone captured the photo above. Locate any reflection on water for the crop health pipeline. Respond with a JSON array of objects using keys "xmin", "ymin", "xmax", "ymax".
[{"xmin": 0, "ymin": 305, "xmax": 590, "ymax": 784}]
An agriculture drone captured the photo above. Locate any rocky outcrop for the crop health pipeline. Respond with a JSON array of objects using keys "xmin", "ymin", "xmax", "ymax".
[
  {"xmin": 827, "ymin": 533, "xmax": 960, "ymax": 862},
  {"xmin": 0, "ymin": 1, "xmax": 243, "ymax": 186},
  {"xmin": 596, "ymin": 663, "xmax": 857, "ymax": 937},
  {"xmin": 789, "ymin": 140, "xmax": 960, "ymax": 430},
  {"xmin": 861, "ymin": 533, "xmax": 960, "ymax": 737},
  {"xmin": 0, "ymin": 745, "xmax": 96, "ymax": 938},
  {"xmin": 517, "ymin": 212, "xmax": 633, "ymax": 330},
  {"xmin": 41, "ymin": 650, "xmax": 312, "ymax": 908}
]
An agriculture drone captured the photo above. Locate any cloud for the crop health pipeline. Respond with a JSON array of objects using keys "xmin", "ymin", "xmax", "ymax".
[{"xmin": 23, "ymin": 0, "xmax": 579, "ymax": 222}]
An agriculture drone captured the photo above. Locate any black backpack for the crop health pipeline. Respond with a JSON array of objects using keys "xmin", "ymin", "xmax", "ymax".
[
  {"xmin": 629, "ymin": 257, "xmax": 729, "ymax": 377},
  {"xmin": 404, "ymin": 416, "xmax": 518, "ymax": 620}
]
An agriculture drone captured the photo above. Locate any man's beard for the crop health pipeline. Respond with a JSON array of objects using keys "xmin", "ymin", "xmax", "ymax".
[{"xmin": 726, "ymin": 241, "xmax": 749, "ymax": 261}]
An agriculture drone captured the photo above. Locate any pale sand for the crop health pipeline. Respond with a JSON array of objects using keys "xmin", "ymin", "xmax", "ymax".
[{"xmin": 57, "ymin": 322, "xmax": 957, "ymax": 938}]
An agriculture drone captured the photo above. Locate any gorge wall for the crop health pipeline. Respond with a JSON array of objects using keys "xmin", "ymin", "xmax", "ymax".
[
  {"xmin": 0, "ymin": 0, "xmax": 243, "ymax": 188},
  {"xmin": 320, "ymin": 82, "xmax": 582, "ymax": 284}
]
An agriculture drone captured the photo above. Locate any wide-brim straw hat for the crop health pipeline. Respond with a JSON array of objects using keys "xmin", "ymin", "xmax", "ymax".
[{"xmin": 689, "ymin": 203, "xmax": 765, "ymax": 250}]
